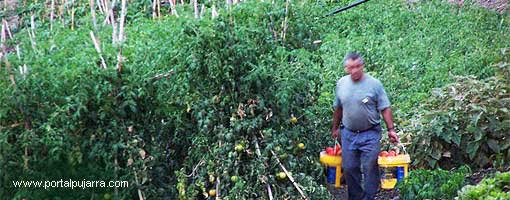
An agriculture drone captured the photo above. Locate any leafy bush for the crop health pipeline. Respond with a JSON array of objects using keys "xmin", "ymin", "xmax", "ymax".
[
  {"xmin": 405, "ymin": 57, "xmax": 510, "ymax": 169},
  {"xmin": 457, "ymin": 171, "xmax": 510, "ymax": 200},
  {"xmin": 397, "ymin": 166, "xmax": 471, "ymax": 200}
]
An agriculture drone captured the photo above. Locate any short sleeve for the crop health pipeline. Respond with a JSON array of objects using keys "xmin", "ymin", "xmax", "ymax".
[
  {"xmin": 333, "ymin": 85, "xmax": 342, "ymax": 108},
  {"xmin": 376, "ymin": 82, "xmax": 391, "ymax": 111}
]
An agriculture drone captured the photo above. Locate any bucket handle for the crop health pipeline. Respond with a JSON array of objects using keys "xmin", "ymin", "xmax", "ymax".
[{"xmin": 397, "ymin": 139, "xmax": 408, "ymax": 155}]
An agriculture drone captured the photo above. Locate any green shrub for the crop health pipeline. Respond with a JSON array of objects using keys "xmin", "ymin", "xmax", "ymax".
[
  {"xmin": 397, "ymin": 166, "xmax": 470, "ymax": 200},
  {"xmin": 404, "ymin": 57, "xmax": 510, "ymax": 169},
  {"xmin": 457, "ymin": 171, "xmax": 510, "ymax": 200}
]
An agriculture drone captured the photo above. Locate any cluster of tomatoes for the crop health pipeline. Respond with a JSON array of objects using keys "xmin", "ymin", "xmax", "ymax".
[
  {"xmin": 325, "ymin": 145, "xmax": 342, "ymax": 156},
  {"xmin": 379, "ymin": 150, "xmax": 398, "ymax": 157}
]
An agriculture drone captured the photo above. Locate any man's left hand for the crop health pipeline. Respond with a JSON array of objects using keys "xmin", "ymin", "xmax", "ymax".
[{"xmin": 388, "ymin": 130, "xmax": 399, "ymax": 143}]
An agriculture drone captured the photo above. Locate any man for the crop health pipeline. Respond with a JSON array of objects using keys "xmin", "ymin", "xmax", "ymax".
[{"xmin": 331, "ymin": 52, "xmax": 399, "ymax": 200}]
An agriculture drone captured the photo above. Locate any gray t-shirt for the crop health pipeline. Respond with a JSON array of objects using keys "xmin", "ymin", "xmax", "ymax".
[{"xmin": 333, "ymin": 74, "xmax": 390, "ymax": 131}]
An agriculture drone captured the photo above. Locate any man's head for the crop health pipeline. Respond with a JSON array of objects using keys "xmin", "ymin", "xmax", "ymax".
[{"xmin": 343, "ymin": 52, "xmax": 365, "ymax": 82}]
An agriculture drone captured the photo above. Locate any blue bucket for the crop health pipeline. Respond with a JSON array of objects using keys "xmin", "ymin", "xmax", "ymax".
[{"xmin": 327, "ymin": 167, "xmax": 336, "ymax": 184}]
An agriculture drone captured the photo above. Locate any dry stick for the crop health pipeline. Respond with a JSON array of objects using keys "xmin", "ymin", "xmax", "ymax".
[
  {"xmin": 281, "ymin": 0, "xmax": 289, "ymax": 40},
  {"xmin": 89, "ymin": 31, "xmax": 108, "ymax": 69},
  {"xmin": 90, "ymin": 0, "xmax": 98, "ymax": 30},
  {"xmin": 253, "ymin": 136, "xmax": 274, "ymax": 200},
  {"xmin": 150, "ymin": 70, "xmax": 174, "ymax": 82}
]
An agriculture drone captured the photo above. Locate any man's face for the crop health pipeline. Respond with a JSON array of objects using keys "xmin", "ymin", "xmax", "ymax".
[{"xmin": 345, "ymin": 58, "xmax": 364, "ymax": 82}]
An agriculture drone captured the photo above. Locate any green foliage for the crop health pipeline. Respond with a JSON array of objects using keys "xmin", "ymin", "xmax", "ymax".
[
  {"xmin": 396, "ymin": 166, "xmax": 471, "ymax": 200},
  {"xmin": 457, "ymin": 171, "xmax": 510, "ymax": 200},
  {"xmin": 405, "ymin": 56, "xmax": 510, "ymax": 169}
]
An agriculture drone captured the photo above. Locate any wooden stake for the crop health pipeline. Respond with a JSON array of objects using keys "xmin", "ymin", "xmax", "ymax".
[
  {"xmin": 102, "ymin": 0, "xmax": 108, "ymax": 15},
  {"xmin": 157, "ymin": 0, "xmax": 161, "ymax": 18},
  {"xmin": 134, "ymin": 171, "xmax": 145, "ymax": 200},
  {"xmin": 253, "ymin": 136, "xmax": 274, "ymax": 200},
  {"xmin": 271, "ymin": 149, "xmax": 307, "ymax": 199},
  {"xmin": 1, "ymin": 22, "xmax": 6, "ymax": 61},
  {"xmin": 200, "ymin": 4, "xmax": 204, "ymax": 18},
  {"xmin": 215, "ymin": 176, "xmax": 220, "ymax": 200},
  {"xmin": 71, "ymin": 0, "xmax": 75, "ymax": 30},
  {"xmin": 50, "ymin": 0, "xmax": 55, "ymax": 31},
  {"xmin": 118, "ymin": 0, "xmax": 127, "ymax": 44},
  {"xmin": 168, "ymin": 0, "xmax": 178, "ymax": 17},
  {"xmin": 281, "ymin": 0, "xmax": 289, "ymax": 40},
  {"xmin": 96, "ymin": 0, "xmax": 104, "ymax": 13},
  {"xmin": 193, "ymin": 0, "xmax": 198, "ymax": 18},
  {"xmin": 152, "ymin": 0, "xmax": 157, "ymax": 19},
  {"xmin": 212, "ymin": 4, "xmax": 218, "ymax": 18},
  {"xmin": 89, "ymin": 31, "xmax": 108, "ymax": 69}
]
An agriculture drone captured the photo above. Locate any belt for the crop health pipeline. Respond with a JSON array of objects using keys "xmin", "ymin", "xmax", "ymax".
[{"xmin": 344, "ymin": 123, "xmax": 380, "ymax": 133}]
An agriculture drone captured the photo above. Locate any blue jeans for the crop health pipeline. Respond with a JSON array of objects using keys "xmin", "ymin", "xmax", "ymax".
[{"xmin": 339, "ymin": 126, "xmax": 381, "ymax": 200}]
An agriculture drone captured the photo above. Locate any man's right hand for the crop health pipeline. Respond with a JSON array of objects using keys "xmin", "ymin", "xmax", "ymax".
[{"xmin": 331, "ymin": 128, "xmax": 340, "ymax": 139}]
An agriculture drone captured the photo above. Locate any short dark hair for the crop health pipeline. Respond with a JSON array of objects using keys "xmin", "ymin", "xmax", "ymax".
[{"xmin": 343, "ymin": 52, "xmax": 364, "ymax": 67}]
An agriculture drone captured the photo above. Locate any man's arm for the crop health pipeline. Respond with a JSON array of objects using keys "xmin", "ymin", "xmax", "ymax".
[
  {"xmin": 381, "ymin": 107, "xmax": 398, "ymax": 143},
  {"xmin": 331, "ymin": 107, "xmax": 342, "ymax": 138}
]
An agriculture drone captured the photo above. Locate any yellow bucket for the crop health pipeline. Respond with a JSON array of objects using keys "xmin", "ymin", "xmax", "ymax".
[
  {"xmin": 319, "ymin": 151, "xmax": 342, "ymax": 188},
  {"xmin": 378, "ymin": 154, "xmax": 410, "ymax": 189}
]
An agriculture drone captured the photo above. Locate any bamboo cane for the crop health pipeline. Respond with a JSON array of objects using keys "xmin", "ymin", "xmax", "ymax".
[
  {"xmin": 212, "ymin": 4, "xmax": 218, "ymax": 18},
  {"xmin": 168, "ymin": 0, "xmax": 178, "ymax": 17},
  {"xmin": 200, "ymin": 4, "xmax": 204, "ymax": 18},
  {"xmin": 215, "ymin": 176, "xmax": 220, "ymax": 200},
  {"xmin": 89, "ymin": 31, "xmax": 107, "ymax": 69},
  {"xmin": 152, "ymin": 0, "xmax": 157, "ymax": 19},
  {"xmin": 71, "ymin": 0, "xmax": 75, "ymax": 30},
  {"xmin": 193, "ymin": 0, "xmax": 198, "ymax": 18},
  {"xmin": 96, "ymin": 0, "xmax": 104, "ymax": 13},
  {"xmin": 254, "ymin": 136, "xmax": 274, "ymax": 200},
  {"xmin": 50, "ymin": 0, "xmax": 55, "ymax": 31},
  {"xmin": 270, "ymin": 149, "xmax": 308, "ymax": 200},
  {"xmin": 281, "ymin": 0, "xmax": 289, "ymax": 40},
  {"xmin": 157, "ymin": 0, "xmax": 161, "ymax": 18}
]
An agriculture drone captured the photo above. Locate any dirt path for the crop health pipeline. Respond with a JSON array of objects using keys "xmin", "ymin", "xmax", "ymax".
[
  {"xmin": 445, "ymin": 0, "xmax": 507, "ymax": 13},
  {"xmin": 1, "ymin": 0, "xmax": 20, "ymax": 30}
]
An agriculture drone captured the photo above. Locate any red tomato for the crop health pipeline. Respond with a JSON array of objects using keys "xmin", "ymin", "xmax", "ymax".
[
  {"xmin": 326, "ymin": 147, "xmax": 334, "ymax": 155},
  {"xmin": 379, "ymin": 151, "xmax": 388, "ymax": 157},
  {"xmin": 388, "ymin": 151, "xmax": 397, "ymax": 157},
  {"xmin": 334, "ymin": 145, "xmax": 342, "ymax": 155}
]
